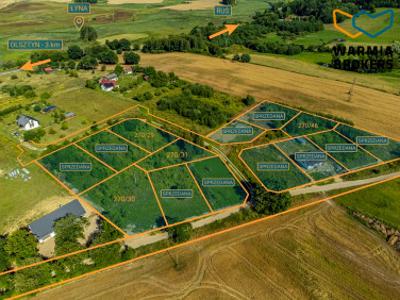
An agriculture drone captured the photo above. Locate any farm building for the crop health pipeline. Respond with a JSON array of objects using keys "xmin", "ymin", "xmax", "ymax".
[
  {"xmin": 103, "ymin": 73, "xmax": 118, "ymax": 81},
  {"xmin": 43, "ymin": 67, "xmax": 53, "ymax": 74},
  {"xmin": 64, "ymin": 112, "xmax": 76, "ymax": 119},
  {"xmin": 100, "ymin": 80, "xmax": 118, "ymax": 92},
  {"xmin": 16, "ymin": 115, "xmax": 40, "ymax": 131},
  {"xmin": 43, "ymin": 105, "xmax": 57, "ymax": 113},
  {"xmin": 124, "ymin": 66, "xmax": 133, "ymax": 74},
  {"xmin": 28, "ymin": 200, "xmax": 86, "ymax": 243}
]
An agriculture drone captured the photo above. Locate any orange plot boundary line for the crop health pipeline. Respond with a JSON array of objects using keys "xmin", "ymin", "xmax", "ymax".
[{"xmin": 7, "ymin": 174, "xmax": 400, "ymax": 300}]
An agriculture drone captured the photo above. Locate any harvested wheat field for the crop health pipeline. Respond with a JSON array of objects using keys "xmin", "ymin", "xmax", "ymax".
[
  {"xmin": 141, "ymin": 53, "xmax": 400, "ymax": 139},
  {"xmin": 34, "ymin": 202, "xmax": 400, "ymax": 299},
  {"xmin": 161, "ymin": 0, "xmax": 220, "ymax": 11}
]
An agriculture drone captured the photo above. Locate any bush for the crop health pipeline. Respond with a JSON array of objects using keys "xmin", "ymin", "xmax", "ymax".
[
  {"xmin": 123, "ymin": 51, "xmax": 140, "ymax": 65},
  {"xmin": 242, "ymin": 95, "xmax": 255, "ymax": 106},
  {"xmin": 168, "ymin": 223, "xmax": 193, "ymax": 243},
  {"xmin": 23, "ymin": 128, "xmax": 45, "ymax": 142},
  {"xmin": 240, "ymin": 53, "xmax": 251, "ymax": 63},
  {"xmin": 252, "ymin": 185, "xmax": 291, "ymax": 215}
]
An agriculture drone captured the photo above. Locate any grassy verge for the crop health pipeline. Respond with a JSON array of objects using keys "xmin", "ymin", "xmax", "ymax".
[{"xmin": 336, "ymin": 178, "xmax": 400, "ymax": 229}]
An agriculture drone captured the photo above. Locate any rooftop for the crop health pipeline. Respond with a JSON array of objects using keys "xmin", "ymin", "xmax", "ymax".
[{"xmin": 28, "ymin": 200, "xmax": 86, "ymax": 241}]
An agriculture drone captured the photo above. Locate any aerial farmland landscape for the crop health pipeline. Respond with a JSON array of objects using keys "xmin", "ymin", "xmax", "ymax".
[{"xmin": 0, "ymin": 0, "xmax": 399, "ymax": 299}]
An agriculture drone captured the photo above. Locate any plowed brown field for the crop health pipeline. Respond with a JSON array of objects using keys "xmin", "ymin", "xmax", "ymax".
[
  {"xmin": 141, "ymin": 53, "xmax": 400, "ymax": 139},
  {"xmin": 34, "ymin": 202, "xmax": 400, "ymax": 300}
]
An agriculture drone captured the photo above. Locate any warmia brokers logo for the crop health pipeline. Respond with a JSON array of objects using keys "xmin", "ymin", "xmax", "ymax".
[{"xmin": 331, "ymin": 9, "xmax": 395, "ymax": 72}]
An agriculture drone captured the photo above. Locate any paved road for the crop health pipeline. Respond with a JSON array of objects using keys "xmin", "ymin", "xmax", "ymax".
[{"xmin": 290, "ymin": 172, "xmax": 400, "ymax": 196}]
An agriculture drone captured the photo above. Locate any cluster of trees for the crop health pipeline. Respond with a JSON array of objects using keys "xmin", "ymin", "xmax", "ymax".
[
  {"xmin": 106, "ymin": 38, "xmax": 140, "ymax": 52},
  {"xmin": 23, "ymin": 128, "xmax": 46, "ymax": 142},
  {"xmin": 80, "ymin": 26, "xmax": 98, "ymax": 42},
  {"xmin": 0, "ymin": 216, "xmax": 129, "ymax": 297},
  {"xmin": 142, "ymin": 5, "xmax": 323, "ymax": 57},
  {"xmin": 142, "ymin": 66, "xmax": 180, "ymax": 88},
  {"xmin": 0, "ymin": 105, "xmax": 22, "ymax": 118},
  {"xmin": 222, "ymin": 0, "xmax": 237, "ymax": 5},
  {"xmin": 342, "ymin": 0, "xmax": 400, "ymax": 10},
  {"xmin": 251, "ymin": 185, "xmax": 292, "ymax": 215},
  {"xmin": 271, "ymin": 0, "xmax": 358, "ymax": 23},
  {"xmin": 74, "ymin": 0, "xmax": 97, "ymax": 3},
  {"xmin": 142, "ymin": 34, "xmax": 212, "ymax": 54},
  {"xmin": 30, "ymin": 36, "xmax": 142, "ymax": 71},
  {"xmin": 157, "ymin": 93, "xmax": 231, "ymax": 127},
  {"xmin": 1, "ymin": 85, "xmax": 36, "ymax": 99}
]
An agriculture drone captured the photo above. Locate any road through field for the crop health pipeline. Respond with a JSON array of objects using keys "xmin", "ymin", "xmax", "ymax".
[
  {"xmin": 141, "ymin": 53, "xmax": 400, "ymax": 139},
  {"xmin": 290, "ymin": 171, "xmax": 400, "ymax": 196},
  {"xmin": 34, "ymin": 202, "xmax": 400, "ymax": 299}
]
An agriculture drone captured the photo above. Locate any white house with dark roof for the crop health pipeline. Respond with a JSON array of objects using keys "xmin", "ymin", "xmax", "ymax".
[
  {"xmin": 28, "ymin": 200, "xmax": 86, "ymax": 243},
  {"xmin": 16, "ymin": 115, "xmax": 40, "ymax": 131}
]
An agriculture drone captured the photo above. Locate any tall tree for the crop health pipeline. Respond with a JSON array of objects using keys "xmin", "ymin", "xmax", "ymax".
[
  {"xmin": 80, "ymin": 26, "xmax": 98, "ymax": 42},
  {"xmin": 4, "ymin": 229, "xmax": 38, "ymax": 265},
  {"xmin": 54, "ymin": 215, "xmax": 87, "ymax": 256}
]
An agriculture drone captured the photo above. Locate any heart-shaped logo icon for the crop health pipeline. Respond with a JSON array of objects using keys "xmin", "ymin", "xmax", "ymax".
[
  {"xmin": 333, "ymin": 9, "xmax": 363, "ymax": 39},
  {"xmin": 352, "ymin": 9, "xmax": 395, "ymax": 38}
]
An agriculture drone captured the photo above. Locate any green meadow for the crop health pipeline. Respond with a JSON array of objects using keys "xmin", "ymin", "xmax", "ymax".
[
  {"xmin": 0, "ymin": 0, "xmax": 269, "ymax": 62},
  {"xmin": 337, "ymin": 179, "xmax": 400, "ymax": 229}
]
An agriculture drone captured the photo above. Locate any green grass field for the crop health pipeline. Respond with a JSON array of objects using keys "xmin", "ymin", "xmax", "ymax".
[
  {"xmin": 308, "ymin": 131, "xmax": 378, "ymax": 170},
  {"xmin": 0, "ymin": 0, "xmax": 269, "ymax": 62},
  {"xmin": 337, "ymin": 179, "xmax": 400, "ymax": 229},
  {"xmin": 150, "ymin": 165, "xmax": 211, "ymax": 223},
  {"xmin": 111, "ymin": 119, "xmax": 177, "ymax": 152},
  {"xmin": 138, "ymin": 138, "xmax": 214, "ymax": 170},
  {"xmin": 276, "ymin": 137, "xmax": 346, "ymax": 180},
  {"xmin": 0, "ymin": 163, "xmax": 70, "ymax": 234},
  {"xmin": 282, "ymin": 112, "xmax": 337, "ymax": 136},
  {"xmin": 77, "ymin": 131, "xmax": 147, "ymax": 171},
  {"xmin": 240, "ymin": 144, "xmax": 311, "ymax": 191},
  {"xmin": 40, "ymin": 145, "xmax": 114, "ymax": 193},
  {"xmin": 239, "ymin": 102, "xmax": 299, "ymax": 130},
  {"xmin": 189, "ymin": 157, "xmax": 247, "ymax": 210},
  {"xmin": 82, "ymin": 166, "xmax": 165, "ymax": 234},
  {"xmin": 209, "ymin": 121, "xmax": 264, "ymax": 144}
]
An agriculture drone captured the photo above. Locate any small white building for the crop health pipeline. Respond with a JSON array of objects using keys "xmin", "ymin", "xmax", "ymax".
[{"xmin": 17, "ymin": 115, "xmax": 40, "ymax": 131}]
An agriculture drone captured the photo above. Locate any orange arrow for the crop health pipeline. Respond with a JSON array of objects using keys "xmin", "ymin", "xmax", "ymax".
[
  {"xmin": 208, "ymin": 24, "xmax": 239, "ymax": 40},
  {"xmin": 20, "ymin": 59, "xmax": 51, "ymax": 71}
]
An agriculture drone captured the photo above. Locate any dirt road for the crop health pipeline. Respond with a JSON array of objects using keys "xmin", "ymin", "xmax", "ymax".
[
  {"xmin": 141, "ymin": 53, "xmax": 400, "ymax": 139},
  {"xmin": 34, "ymin": 202, "xmax": 400, "ymax": 300},
  {"xmin": 290, "ymin": 172, "xmax": 400, "ymax": 196}
]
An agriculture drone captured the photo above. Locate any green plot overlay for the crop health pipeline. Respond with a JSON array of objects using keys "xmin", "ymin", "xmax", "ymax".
[
  {"xmin": 77, "ymin": 131, "xmax": 147, "ymax": 171},
  {"xmin": 308, "ymin": 131, "xmax": 378, "ymax": 170},
  {"xmin": 277, "ymin": 137, "xmax": 346, "ymax": 180},
  {"xmin": 189, "ymin": 157, "xmax": 247, "ymax": 210},
  {"xmin": 282, "ymin": 112, "xmax": 337, "ymax": 136},
  {"xmin": 336, "ymin": 125, "xmax": 400, "ymax": 161},
  {"xmin": 82, "ymin": 166, "xmax": 165, "ymax": 234},
  {"xmin": 239, "ymin": 102, "xmax": 299, "ymax": 129},
  {"xmin": 111, "ymin": 119, "xmax": 177, "ymax": 152},
  {"xmin": 40, "ymin": 145, "xmax": 114, "ymax": 193},
  {"xmin": 139, "ymin": 139, "xmax": 215, "ymax": 170},
  {"xmin": 210, "ymin": 120, "xmax": 263, "ymax": 143},
  {"xmin": 150, "ymin": 166, "xmax": 211, "ymax": 223},
  {"xmin": 241, "ymin": 145, "xmax": 311, "ymax": 191}
]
